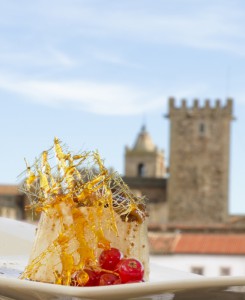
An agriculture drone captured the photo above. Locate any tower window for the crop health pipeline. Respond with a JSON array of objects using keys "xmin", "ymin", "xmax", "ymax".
[
  {"xmin": 138, "ymin": 163, "xmax": 145, "ymax": 177},
  {"xmin": 199, "ymin": 122, "xmax": 205, "ymax": 134}
]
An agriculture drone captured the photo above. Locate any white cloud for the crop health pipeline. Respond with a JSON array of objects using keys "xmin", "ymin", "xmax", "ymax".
[
  {"xmin": 0, "ymin": 75, "xmax": 206, "ymax": 115},
  {"xmin": 0, "ymin": 0, "xmax": 244, "ymax": 79},
  {"xmin": 103, "ymin": 10, "xmax": 245, "ymax": 55},
  {"xmin": 47, "ymin": 48, "xmax": 76, "ymax": 67},
  {"xmin": 0, "ymin": 48, "xmax": 76, "ymax": 68},
  {"xmin": 36, "ymin": 1, "xmax": 245, "ymax": 56},
  {"xmin": 93, "ymin": 51, "xmax": 143, "ymax": 69}
]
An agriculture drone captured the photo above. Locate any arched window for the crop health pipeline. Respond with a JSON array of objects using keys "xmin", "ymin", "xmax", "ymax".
[{"xmin": 138, "ymin": 163, "xmax": 145, "ymax": 177}]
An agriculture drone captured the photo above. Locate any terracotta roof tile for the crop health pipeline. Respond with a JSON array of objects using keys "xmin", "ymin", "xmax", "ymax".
[
  {"xmin": 0, "ymin": 185, "xmax": 21, "ymax": 195},
  {"xmin": 149, "ymin": 233, "xmax": 245, "ymax": 255},
  {"xmin": 148, "ymin": 232, "xmax": 177, "ymax": 254},
  {"xmin": 175, "ymin": 234, "xmax": 245, "ymax": 254}
]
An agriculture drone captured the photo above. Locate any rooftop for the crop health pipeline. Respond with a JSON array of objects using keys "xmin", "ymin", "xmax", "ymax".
[
  {"xmin": 0, "ymin": 185, "xmax": 22, "ymax": 196},
  {"xmin": 133, "ymin": 125, "xmax": 156, "ymax": 152},
  {"xmin": 149, "ymin": 232, "xmax": 245, "ymax": 255}
]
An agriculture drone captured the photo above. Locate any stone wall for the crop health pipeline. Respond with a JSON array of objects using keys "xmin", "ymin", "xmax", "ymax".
[
  {"xmin": 125, "ymin": 150, "xmax": 165, "ymax": 178},
  {"xmin": 167, "ymin": 98, "xmax": 233, "ymax": 224},
  {"xmin": 123, "ymin": 177, "xmax": 168, "ymax": 225}
]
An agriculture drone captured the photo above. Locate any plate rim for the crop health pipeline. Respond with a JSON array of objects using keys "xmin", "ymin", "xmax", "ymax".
[{"xmin": 1, "ymin": 275, "xmax": 245, "ymax": 298}]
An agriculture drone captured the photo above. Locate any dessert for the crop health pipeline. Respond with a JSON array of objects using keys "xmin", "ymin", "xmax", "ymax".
[{"xmin": 20, "ymin": 138, "xmax": 149, "ymax": 286}]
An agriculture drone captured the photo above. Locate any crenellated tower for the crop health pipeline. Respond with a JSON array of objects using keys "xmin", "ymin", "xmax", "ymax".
[{"xmin": 167, "ymin": 97, "xmax": 233, "ymax": 224}]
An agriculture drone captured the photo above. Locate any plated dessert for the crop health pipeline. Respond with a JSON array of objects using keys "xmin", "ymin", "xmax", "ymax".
[{"xmin": 19, "ymin": 138, "xmax": 149, "ymax": 286}]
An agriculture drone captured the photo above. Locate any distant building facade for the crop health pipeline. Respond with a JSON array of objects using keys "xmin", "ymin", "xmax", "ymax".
[
  {"xmin": 0, "ymin": 185, "xmax": 25, "ymax": 220},
  {"xmin": 125, "ymin": 125, "xmax": 166, "ymax": 178},
  {"xmin": 149, "ymin": 231, "xmax": 245, "ymax": 277},
  {"xmin": 123, "ymin": 125, "xmax": 168, "ymax": 225},
  {"xmin": 167, "ymin": 98, "xmax": 233, "ymax": 225}
]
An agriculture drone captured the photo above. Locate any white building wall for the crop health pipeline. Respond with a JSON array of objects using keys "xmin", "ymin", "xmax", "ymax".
[{"xmin": 150, "ymin": 254, "xmax": 245, "ymax": 277}]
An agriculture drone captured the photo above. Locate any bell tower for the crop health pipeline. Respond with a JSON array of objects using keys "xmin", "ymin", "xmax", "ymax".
[
  {"xmin": 125, "ymin": 125, "xmax": 166, "ymax": 178},
  {"xmin": 167, "ymin": 98, "xmax": 233, "ymax": 224},
  {"xmin": 124, "ymin": 126, "xmax": 168, "ymax": 225}
]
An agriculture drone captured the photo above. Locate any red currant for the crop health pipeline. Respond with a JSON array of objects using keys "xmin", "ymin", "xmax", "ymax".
[
  {"xmin": 116, "ymin": 258, "xmax": 144, "ymax": 283},
  {"xmin": 70, "ymin": 269, "xmax": 100, "ymax": 286},
  {"xmin": 113, "ymin": 278, "xmax": 122, "ymax": 285},
  {"xmin": 115, "ymin": 258, "xmax": 126, "ymax": 269},
  {"xmin": 99, "ymin": 273, "xmax": 120, "ymax": 286},
  {"xmin": 99, "ymin": 248, "xmax": 123, "ymax": 270},
  {"xmin": 84, "ymin": 269, "xmax": 101, "ymax": 286}
]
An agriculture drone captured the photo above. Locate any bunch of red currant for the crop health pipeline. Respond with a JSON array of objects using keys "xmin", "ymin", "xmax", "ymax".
[{"xmin": 71, "ymin": 247, "xmax": 144, "ymax": 286}]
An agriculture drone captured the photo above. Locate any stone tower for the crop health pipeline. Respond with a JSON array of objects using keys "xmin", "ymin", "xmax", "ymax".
[
  {"xmin": 124, "ymin": 126, "xmax": 168, "ymax": 225},
  {"xmin": 125, "ymin": 125, "xmax": 166, "ymax": 178},
  {"xmin": 167, "ymin": 98, "xmax": 233, "ymax": 224}
]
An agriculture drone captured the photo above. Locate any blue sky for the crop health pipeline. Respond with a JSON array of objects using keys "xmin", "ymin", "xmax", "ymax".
[{"xmin": 0, "ymin": 0, "xmax": 245, "ymax": 214}]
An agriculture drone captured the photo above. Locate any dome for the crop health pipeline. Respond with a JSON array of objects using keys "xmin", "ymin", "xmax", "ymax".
[{"xmin": 133, "ymin": 125, "xmax": 155, "ymax": 152}]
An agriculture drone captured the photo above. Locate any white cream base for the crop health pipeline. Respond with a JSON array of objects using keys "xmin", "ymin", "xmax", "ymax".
[{"xmin": 27, "ymin": 204, "xmax": 149, "ymax": 283}]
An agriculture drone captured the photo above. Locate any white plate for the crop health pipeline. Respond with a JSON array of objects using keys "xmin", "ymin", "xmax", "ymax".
[{"xmin": 1, "ymin": 217, "xmax": 245, "ymax": 300}]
